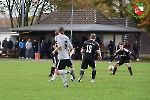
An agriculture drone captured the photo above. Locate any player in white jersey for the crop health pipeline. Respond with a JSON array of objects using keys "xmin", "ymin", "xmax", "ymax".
[{"xmin": 49, "ymin": 27, "xmax": 75, "ymax": 87}]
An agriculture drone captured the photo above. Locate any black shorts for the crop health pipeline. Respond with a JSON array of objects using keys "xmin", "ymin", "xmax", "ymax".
[
  {"xmin": 52, "ymin": 55, "xmax": 58, "ymax": 64},
  {"xmin": 81, "ymin": 59, "xmax": 96, "ymax": 69},
  {"xmin": 56, "ymin": 59, "xmax": 73, "ymax": 70},
  {"xmin": 117, "ymin": 59, "xmax": 131, "ymax": 66}
]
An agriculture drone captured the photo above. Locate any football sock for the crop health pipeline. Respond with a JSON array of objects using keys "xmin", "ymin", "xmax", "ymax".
[
  {"xmin": 50, "ymin": 67, "xmax": 55, "ymax": 75},
  {"xmin": 70, "ymin": 68, "xmax": 75, "ymax": 79},
  {"xmin": 51, "ymin": 73, "xmax": 58, "ymax": 81},
  {"xmin": 61, "ymin": 74, "xmax": 67, "ymax": 83},
  {"xmin": 128, "ymin": 67, "xmax": 133, "ymax": 75},
  {"xmin": 113, "ymin": 68, "xmax": 117, "ymax": 74},
  {"xmin": 59, "ymin": 70, "xmax": 69, "ymax": 75},
  {"xmin": 80, "ymin": 70, "xmax": 84, "ymax": 77},
  {"xmin": 92, "ymin": 70, "xmax": 96, "ymax": 79}
]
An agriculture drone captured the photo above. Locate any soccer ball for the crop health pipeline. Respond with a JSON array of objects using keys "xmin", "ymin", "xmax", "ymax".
[{"xmin": 108, "ymin": 65, "xmax": 114, "ymax": 71}]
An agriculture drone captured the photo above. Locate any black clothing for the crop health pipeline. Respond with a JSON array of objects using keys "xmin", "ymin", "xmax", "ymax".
[
  {"xmin": 81, "ymin": 40, "xmax": 100, "ymax": 69},
  {"xmin": 133, "ymin": 44, "xmax": 139, "ymax": 58},
  {"xmin": 32, "ymin": 41, "xmax": 38, "ymax": 58},
  {"xmin": 32, "ymin": 41, "xmax": 38, "ymax": 53},
  {"xmin": 51, "ymin": 37, "xmax": 58, "ymax": 56},
  {"xmin": 82, "ymin": 40, "xmax": 100, "ymax": 60},
  {"xmin": 110, "ymin": 48, "xmax": 136, "ymax": 62},
  {"xmin": 15, "ymin": 42, "xmax": 19, "ymax": 49},
  {"xmin": 8, "ymin": 40, "xmax": 13, "ymax": 49},
  {"xmin": 108, "ymin": 42, "xmax": 114, "ymax": 59},
  {"xmin": 2, "ymin": 40, "xmax": 8, "ymax": 49}
]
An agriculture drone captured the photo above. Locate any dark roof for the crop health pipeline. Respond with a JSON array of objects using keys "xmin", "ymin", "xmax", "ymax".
[
  {"xmin": 38, "ymin": 10, "xmax": 112, "ymax": 25},
  {"xmin": 10, "ymin": 10, "xmax": 144, "ymax": 33},
  {"xmin": 10, "ymin": 24, "xmax": 144, "ymax": 33},
  {"xmin": 0, "ymin": 26, "xmax": 11, "ymax": 32}
]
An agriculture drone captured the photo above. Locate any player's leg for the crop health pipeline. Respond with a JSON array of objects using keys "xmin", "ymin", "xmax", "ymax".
[
  {"xmin": 58, "ymin": 59, "xmax": 70, "ymax": 87},
  {"xmin": 49, "ymin": 56, "xmax": 57, "ymax": 76},
  {"xmin": 78, "ymin": 69, "xmax": 85, "ymax": 82},
  {"xmin": 90, "ymin": 60, "xmax": 96, "ymax": 82},
  {"xmin": 49, "ymin": 59, "xmax": 60, "ymax": 81},
  {"xmin": 78, "ymin": 60, "xmax": 88, "ymax": 82},
  {"xmin": 111, "ymin": 60, "xmax": 123, "ymax": 75},
  {"xmin": 49, "ymin": 63, "xmax": 55, "ymax": 76},
  {"xmin": 126, "ymin": 62, "xmax": 133, "ymax": 75},
  {"xmin": 67, "ymin": 60, "xmax": 75, "ymax": 81}
]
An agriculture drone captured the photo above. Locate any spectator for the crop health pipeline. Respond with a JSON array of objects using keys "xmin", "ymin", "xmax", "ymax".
[
  {"xmin": 46, "ymin": 39, "xmax": 51, "ymax": 58},
  {"xmin": 40, "ymin": 40, "xmax": 46, "ymax": 59},
  {"xmin": 133, "ymin": 41, "xmax": 139, "ymax": 58},
  {"xmin": 8, "ymin": 38, "xmax": 14, "ymax": 49},
  {"xmin": 26, "ymin": 39, "xmax": 32, "ymax": 59},
  {"xmin": 99, "ymin": 40, "xmax": 105, "ymax": 59},
  {"xmin": 19, "ymin": 39, "xmax": 26, "ymax": 59},
  {"xmin": 32, "ymin": 39, "xmax": 38, "ymax": 59},
  {"xmin": 72, "ymin": 39, "xmax": 80, "ymax": 48},
  {"xmin": 15, "ymin": 41, "xmax": 19, "ymax": 49},
  {"xmin": 108, "ymin": 40, "xmax": 114, "ymax": 60},
  {"xmin": 116, "ymin": 42, "xmax": 121, "ymax": 60},
  {"xmin": 124, "ymin": 41, "xmax": 130, "ymax": 50},
  {"xmin": 2, "ymin": 38, "xmax": 8, "ymax": 49}
]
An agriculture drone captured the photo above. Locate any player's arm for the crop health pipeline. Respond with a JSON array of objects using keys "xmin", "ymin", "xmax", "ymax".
[
  {"xmin": 96, "ymin": 50, "xmax": 102, "ymax": 59},
  {"xmin": 52, "ymin": 36, "xmax": 62, "ymax": 54},
  {"xmin": 109, "ymin": 52, "xmax": 118, "ymax": 63},
  {"xmin": 130, "ymin": 52, "xmax": 140, "ymax": 61}
]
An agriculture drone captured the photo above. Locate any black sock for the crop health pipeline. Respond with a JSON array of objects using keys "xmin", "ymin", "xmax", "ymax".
[
  {"xmin": 128, "ymin": 67, "xmax": 133, "ymax": 75},
  {"xmin": 113, "ymin": 68, "xmax": 117, "ymax": 74},
  {"xmin": 80, "ymin": 70, "xmax": 84, "ymax": 78},
  {"xmin": 92, "ymin": 70, "xmax": 96, "ymax": 79},
  {"xmin": 50, "ymin": 67, "xmax": 55, "ymax": 75}
]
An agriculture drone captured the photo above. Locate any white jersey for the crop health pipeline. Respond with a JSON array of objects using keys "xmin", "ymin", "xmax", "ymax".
[{"xmin": 55, "ymin": 34, "xmax": 73, "ymax": 59}]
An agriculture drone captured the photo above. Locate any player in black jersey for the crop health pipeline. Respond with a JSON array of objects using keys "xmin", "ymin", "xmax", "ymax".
[
  {"xmin": 109, "ymin": 43, "xmax": 139, "ymax": 75},
  {"xmin": 49, "ymin": 30, "xmax": 59, "ymax": 76},
  {"xmin": 78, "ymin": 33, "xmax": 102, "ymax": 83}
]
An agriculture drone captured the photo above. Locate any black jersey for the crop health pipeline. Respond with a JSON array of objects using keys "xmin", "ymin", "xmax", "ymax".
[
  {"xmin": 82, "ymin": 40, "xmax": 100, "ymax": 60},
  {"xmin": 51, "ymin": 37, "xmax": 58, "ymax": 56},
  {"xmin": 111, "ymin": 48, "xmax": 136, "ymax": 62}
]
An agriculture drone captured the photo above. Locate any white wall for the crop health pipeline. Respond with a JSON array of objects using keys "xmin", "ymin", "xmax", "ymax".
[
  {"xmin": 103, "ymin": 34, "xmax": 122, "ymax": 51},
  {"xmin": 0, "ymin": 32, "xmax": 18, "ymax": 49}
]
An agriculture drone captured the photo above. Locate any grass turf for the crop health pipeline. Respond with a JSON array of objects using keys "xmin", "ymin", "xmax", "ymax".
[{"xmin": 0, "ymin": 59, "xmax": 150, "ymax": 100}]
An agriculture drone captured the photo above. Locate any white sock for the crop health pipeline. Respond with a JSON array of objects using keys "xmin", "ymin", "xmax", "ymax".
[
  {"xmin": 59, "ymin": 70, "xmax": 69, "ymax": 75},
  {"xmin": 51, "ymin": 73, "xmax": 58, "ymax": 81},
  {"xmin": 61, "ymin": 74, "xmax": 67, "ymax": 84}
]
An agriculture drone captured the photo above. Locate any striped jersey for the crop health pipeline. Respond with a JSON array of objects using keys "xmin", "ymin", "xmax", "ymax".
[{"xmin": 55, "ymin": 34, "xmax": 73, "ymax": 59}]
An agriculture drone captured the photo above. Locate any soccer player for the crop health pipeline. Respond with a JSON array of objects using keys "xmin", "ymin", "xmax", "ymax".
[
  {"xmin": 78, "ymin": 33, "xmax": 102, "ymax": 83},
  {"xmin": 109, "ymin": 43, "xmax": 139, "ymax": 75},
  {"xmin": 49, "ymin": 27, "xmax": 75, "ymax": 87},
  {"xmin": 49, "ymin": 30, "xmax": 59, "ymax": 77}
]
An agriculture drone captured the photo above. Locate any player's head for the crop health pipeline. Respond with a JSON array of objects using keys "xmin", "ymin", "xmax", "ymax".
[
  {"xmin": 59, "ymin": 27, "xmax": 64, "ymax": 34},
  {"xmin": 119, "ymin": 43, "xmax": 124, "ymax": 50},
  {"xmin": 90, "ymin": 33, "xmax": 96, "ymax": 40},
  {"xmin": 55, "ymin": 30, "xmax": 59, "ymax": 36}
]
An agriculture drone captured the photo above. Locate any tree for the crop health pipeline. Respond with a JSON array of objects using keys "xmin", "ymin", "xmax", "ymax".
[
  {"xmin": 93, "ymin": 0, "xmax": 129, "ymax": 18},
  {"xmin": 0, "ymin": 0, "xmax": 55, "ymax": 28},
  {"xmin": 50, "ymin": 0, "xmax": 94, "ymax": 10}
]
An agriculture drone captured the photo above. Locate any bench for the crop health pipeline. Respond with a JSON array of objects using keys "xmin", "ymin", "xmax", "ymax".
[{"xmin": 1, "ymin": 49, "xmax": 20, "ymax": 58}]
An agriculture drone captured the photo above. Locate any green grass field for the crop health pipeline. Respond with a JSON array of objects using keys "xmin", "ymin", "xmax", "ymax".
[{"xmin": 0, "ymin": 59, "xmax": 150, "ymax": 100}]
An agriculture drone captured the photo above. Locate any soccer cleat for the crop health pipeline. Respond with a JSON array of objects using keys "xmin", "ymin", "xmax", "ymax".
[
  {"xmin": 91, "ymin": 79, "xmax": 95, "ymax": 83},
  {"xmin": 64, "ymin": 82, "xmax": 68, "ymax": 87},
  {"xmin": 63, "ymin": 84, "xmax": 69, "ymax": 87},
  {"xmin": 49, "ymin": 74, "xmax": 53, "ymax": 77},
  {"xmin": 70, "ymin": 70, "xmax": 75, "ymax": 80},
  {"xmin": 48, "ymin": 79, "xmax": 53, "ymax": 82},
  {"xmin": 78, "ymin": 77, "xmax": 82, "ymax": 82},
  {"xmin": 70, "ymin": 78, "xmax": 75, "ymax": 82},
  {"xmin": 110, "ymin": 73, "xmax": 115, "ymax": 75}
]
